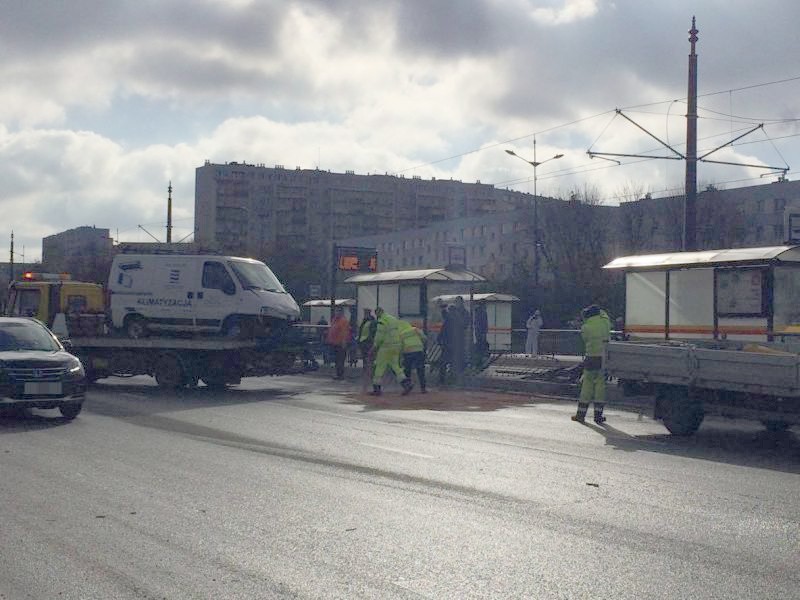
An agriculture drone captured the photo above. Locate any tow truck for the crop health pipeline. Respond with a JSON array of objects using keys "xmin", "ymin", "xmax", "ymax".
[{"xmin": 5, "ymin": 271, "xmax": 311, "ymax": 389}]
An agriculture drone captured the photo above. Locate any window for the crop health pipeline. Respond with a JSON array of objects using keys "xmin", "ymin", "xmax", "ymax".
[
  {"xmin": 13, "ymin": 289, "xmax": 41, "ymax": 317},
  {"xmin": 774, "ymin": 267, "xmax": 800, "ymax": 330},
  {"xmin": 203, "ymin": 262, "xmax": 236, "ymax": 295},
  {"xmin": 66, "ymin": 295, "xmax": 88, "ymax": 313}
]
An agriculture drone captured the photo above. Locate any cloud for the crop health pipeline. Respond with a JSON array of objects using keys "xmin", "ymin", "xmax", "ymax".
[{"xmin": 1, "ymin": 0, "xmax": 799, "ymax": 260}]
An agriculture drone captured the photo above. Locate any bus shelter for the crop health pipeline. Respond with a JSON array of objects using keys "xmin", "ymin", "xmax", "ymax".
[
  {"xmin": 301, "ymin": 298, "xmax": 356, "ymax": 324},
  {"xmin": 344, "ymin": 267, "xmax": 486, "ymax": 335},
  {"xmin": 604, "ymin": 245, "xmax": 800, "ymax": 343},
  {"xmin": 430, "ymin": 293, "xmax": 519, "ymax": 351}
]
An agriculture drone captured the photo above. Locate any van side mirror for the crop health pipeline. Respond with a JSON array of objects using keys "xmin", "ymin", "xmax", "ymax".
[{"xmin": 223, "ymin": 282, "xmax": 236, "ymax": 296}]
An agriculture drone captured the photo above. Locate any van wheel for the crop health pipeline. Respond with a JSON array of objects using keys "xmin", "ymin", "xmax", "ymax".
[
  {"xmin": 222, "ymin": 316, "xmax": 254, "ymax": 339},
  {"xmin": 125, "ymin": 315, "xmax": 149, "ymax": 339}
]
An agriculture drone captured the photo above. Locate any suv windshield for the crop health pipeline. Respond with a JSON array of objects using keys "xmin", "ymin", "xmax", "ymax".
[
  {"xmin": 0, "ymin": 321, "xmax": 61, "ymax": 352},
  {"xmin": 228, "ymin": 260, "xmax": 287, "ymax": 293}
]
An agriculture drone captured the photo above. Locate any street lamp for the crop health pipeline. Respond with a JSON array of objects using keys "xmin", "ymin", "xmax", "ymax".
[{"xmin": 504, "ymin": 139, "xmax": 564, "ymax": 288}]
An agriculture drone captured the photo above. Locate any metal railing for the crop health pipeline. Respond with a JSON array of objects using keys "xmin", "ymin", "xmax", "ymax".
[{"xmin": 510, "ymin": 328, "xmax": 585, "ymax": 356}]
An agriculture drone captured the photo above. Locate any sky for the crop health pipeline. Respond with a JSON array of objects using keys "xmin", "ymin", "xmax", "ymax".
[{"xmin": 2, "ymin": 0, "xmax": 799, "ymax": 262}]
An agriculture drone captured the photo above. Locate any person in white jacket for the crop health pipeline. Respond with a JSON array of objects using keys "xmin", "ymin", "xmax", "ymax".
[{"xmin": 525, "ymin": 309, "xmax": 543, "ymax": 355}]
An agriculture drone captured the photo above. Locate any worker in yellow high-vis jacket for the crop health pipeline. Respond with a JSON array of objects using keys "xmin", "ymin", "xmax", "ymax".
[
  {"xmin": 398, "ymin": 319, "xmax": 426, "ymax": 394},
  {"xmin": 573, "ymin": 304, "xmax": 611, "ymax": 424},
  {"xmin": 370, "ymin": 307, "xmax": 411, "ymax": 396}
]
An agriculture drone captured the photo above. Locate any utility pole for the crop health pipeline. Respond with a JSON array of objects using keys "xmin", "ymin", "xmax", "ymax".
[
  {"xmin": 684, "ymin": 17, "xmax": 699, "ymax": 251},
  {"xmin": 586, "ymin": 18, "xmax": 788, "ymax": 252},
  {"xmin": 533, "ymin": 137, "xmax": 540, "ymax": 288},
  {"xmin": 166, "ymin": 181, "xmax": 173, "ymax": 244},
  {"xmin": 9, "ymin": 231, "xmax": 14, "ymax": 282},
  {"xmin": 504, "ymin": 142, "xmax": 564, "ymax": 287}
]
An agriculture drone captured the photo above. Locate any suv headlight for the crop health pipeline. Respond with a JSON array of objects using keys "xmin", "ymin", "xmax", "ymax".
[{"xmin": 67, "ymin": 359, "xmax": 85, "ymax": 379}]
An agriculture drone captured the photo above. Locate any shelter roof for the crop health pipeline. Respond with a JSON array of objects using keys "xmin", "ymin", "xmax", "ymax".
[
  {"xmin": 431, "ymin": 293, "xmax": 519, "ymax": 303},
  {"xmin": 344, "ymin": 267, "xmax": 486, "ymax": 284},
  {"xmin": 302, "ymin": 299, "xmax": 356, "ymax": 307},
  {"xmin": 603, "ymin": 246, "xmax": 800, "ymax": 270}
]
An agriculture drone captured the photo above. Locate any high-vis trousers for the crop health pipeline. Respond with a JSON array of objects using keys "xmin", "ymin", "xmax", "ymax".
[
  {"xmin": 373, "ymin": 347, "xmax": 405, "ymax": 384},
  {"xmin": 580, "ymin": 368, "xmax": 606, "ymax": 404}
]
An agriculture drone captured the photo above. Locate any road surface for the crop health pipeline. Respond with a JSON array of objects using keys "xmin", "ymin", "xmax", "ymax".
[{"xmin": 1, "ymin": 374, "xmax": 798, "ymax": 599}]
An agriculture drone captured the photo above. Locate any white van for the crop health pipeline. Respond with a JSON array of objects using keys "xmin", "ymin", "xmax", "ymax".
[{"xmin": 108, "ymin": 254, "xmax": 300, "ymax": 338}]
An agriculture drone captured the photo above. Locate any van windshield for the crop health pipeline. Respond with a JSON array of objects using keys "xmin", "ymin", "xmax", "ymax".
[{"xmin": 228, "ymin": 260, "xmax": 287, "ymax": 293}]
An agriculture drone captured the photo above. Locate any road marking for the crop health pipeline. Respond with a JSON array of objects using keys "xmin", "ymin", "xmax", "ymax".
[{"xmin": 357, "ymin": 442, "xmax": 434, "ymax": 459}]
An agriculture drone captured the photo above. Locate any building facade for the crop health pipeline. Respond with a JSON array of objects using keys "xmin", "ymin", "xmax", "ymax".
[
  {"xmin": 194, "ymin": 161, "xmax": 800, "ymax": 294},
  {"xmin": 194, "ymin": 161, "xmax": 536, "ymax": 259},
  {"xmin": 41, "ymin": 226, "xmax": 114, "ymax": 281},
  {"xmin": 618, "ymin": 179, "xmax": 800, "ymax": 254},
  {"xmin": 338, "ymin": 199, "xmax": 621, "ymax": 281}
]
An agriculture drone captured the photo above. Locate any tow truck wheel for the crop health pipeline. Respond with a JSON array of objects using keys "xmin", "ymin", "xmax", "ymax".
[
  {"xmin": 124, "ymin": 314, "xmax": 149, "ymax": 339},
  {"xmin": 201, "ymin": 376, "xmax": 227, "ymax": 390},
  {"xmin": 657, "ymin": 385, "xmax": 704, "ymax": 435},
  {"xmin": 154, "ymin": 354, "xmax": 186, "ymax": 389},
  {"xmin": 762, "ymin": 420, "xmax": 790, "ymax": 432}
]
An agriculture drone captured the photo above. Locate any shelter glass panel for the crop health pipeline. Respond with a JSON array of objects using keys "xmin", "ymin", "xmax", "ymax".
[
  {"xmin": 399, "ymin": 284, "xmax": 421, "ymax": 317},
  {"xmin": 773, "ymin": 266, "xmax": 800, "ymax": 331},
  {"xmin": 715, "ymin": 267, "xmax": 766, "ymax": 317}
]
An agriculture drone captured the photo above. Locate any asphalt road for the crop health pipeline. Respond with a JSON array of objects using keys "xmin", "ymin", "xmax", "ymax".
[{"xmin": 1, "ymin": 374, "xmax": 798, "ymax": 599}]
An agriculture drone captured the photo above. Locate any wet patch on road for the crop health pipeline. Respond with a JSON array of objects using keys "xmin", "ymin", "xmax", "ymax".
[{"xmin": 344, "ymin": 388, "xmax": 542, "ymax": 412}]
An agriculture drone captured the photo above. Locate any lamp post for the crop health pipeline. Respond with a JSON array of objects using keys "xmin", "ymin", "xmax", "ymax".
[{"xmin": 504, "ymin": 139, "xmax": 564, "ymax": 288}]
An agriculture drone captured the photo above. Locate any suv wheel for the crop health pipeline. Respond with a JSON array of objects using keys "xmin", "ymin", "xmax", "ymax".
[{"xmin": 59, "ymin": 403, "xmax": 83, "ymax": 420}]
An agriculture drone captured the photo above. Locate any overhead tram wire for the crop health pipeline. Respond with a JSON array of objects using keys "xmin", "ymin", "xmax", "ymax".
[
  {"xmin": 394, "ymin": 109, "xmax": 616, "ymax": 175},
  {"xmin": 400, "ymin": 74, "xmax": 800, "ymax": 186}
]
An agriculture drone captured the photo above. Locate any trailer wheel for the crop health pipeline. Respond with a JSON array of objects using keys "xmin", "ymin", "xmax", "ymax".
[
  {"xmin": 124, "ymin": 314, "xmax": 149, "ymax": 339},
  {"xmin": 154, "ymin": 354, "xmax": 186, "ymax": 389},
  {"xmin": 657, "ymin": 385, "xmax": 704, "ymax": 435}
]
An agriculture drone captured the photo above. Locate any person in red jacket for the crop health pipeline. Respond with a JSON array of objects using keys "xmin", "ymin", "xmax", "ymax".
[{"xmin": 326, "ymin": 307, "xmax": 351, "ymax": 380}]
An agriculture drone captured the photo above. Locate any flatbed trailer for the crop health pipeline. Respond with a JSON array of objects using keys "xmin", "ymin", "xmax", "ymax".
[
  {"xmin": 70, "ymin": 331, "xmax": 311, "ymax": 390},
  {"xmin": 606, "ymin": 340, "xmax": 800, "ymax": 434}
]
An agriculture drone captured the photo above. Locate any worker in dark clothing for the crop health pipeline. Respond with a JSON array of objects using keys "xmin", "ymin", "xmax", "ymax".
[
  {"xmin": 436, "ymin": 303, "xmax": 451, "ymax": 384},
  {"xmin": 473, "ymin": 300, "xmax": 489, "ymax": 365},
  {"xmin": 446, "ymin": 296, "xmax": 469, "ymax": 383},
  {"xmin": 357, "ymin": 308, "xmax": 377, "ymax": 392}
]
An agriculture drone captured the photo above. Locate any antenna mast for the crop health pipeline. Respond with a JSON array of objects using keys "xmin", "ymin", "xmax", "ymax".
[
  {"xmin": 684, "ymin": 16, "xmax": 699, "ymax": 251},
  {"xmin": 166, "ymin": 181, "xmax": 173, "ymax": 244}
]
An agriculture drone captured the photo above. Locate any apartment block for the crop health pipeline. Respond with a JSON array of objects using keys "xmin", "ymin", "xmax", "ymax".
[
  {"xmin": 42, "ymin": 226, "xmax": 114, "ymax": 273},
  {"xmin": 339, "ymin": 199, "xmax": 620, "ymax": 281},
  {"xmin": 194, "ymin": 161, "xmax": 535, "ymax": 259},
  {"xmin": 618, "ymin": 179, "xmax": 800, "ymax": 253}
]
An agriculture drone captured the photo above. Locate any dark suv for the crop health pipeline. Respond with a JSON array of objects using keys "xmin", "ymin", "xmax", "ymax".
[{"xmin": 0, "ymin": 317, "xmax": 87, "ymax": 419}]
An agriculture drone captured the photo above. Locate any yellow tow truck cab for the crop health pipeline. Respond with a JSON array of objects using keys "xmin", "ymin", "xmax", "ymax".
[{"xmin": 5, "ymin": 272, "xmax": 106, "ymax": 336}]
